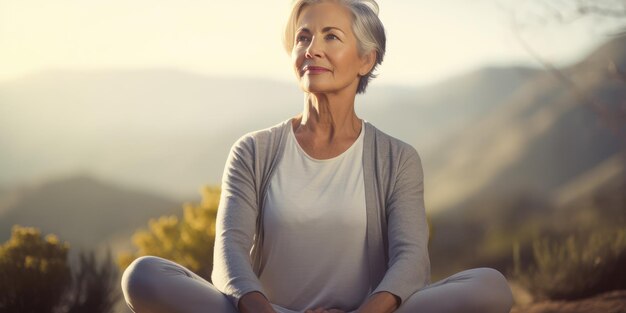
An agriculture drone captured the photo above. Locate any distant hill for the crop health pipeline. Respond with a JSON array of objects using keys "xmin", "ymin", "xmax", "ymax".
[
  {"xmin": 366, "ymin": 66, "xmax": 541, "ymax": 151},
  {"xmin": 0, "ymin": 173, "xmax": 181, "ymax": 252},
  {"xmin": 424, "ymin": 35, "xmax": 626, "ymax": 212},
  {"xmin": 0, "ymin": 70, "xmax": 302, "ymax": 200},
  {"xmin": 426, "ymin": 34, "xmax": 626, "ymax": 278}
]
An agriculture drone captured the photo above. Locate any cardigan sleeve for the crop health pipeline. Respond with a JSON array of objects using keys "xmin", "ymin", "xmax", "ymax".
[
  {"xmin": 211, "ymin": 134, "xmax": 270, "ymax": 310},
  {"xmin": 370, "ymin": 145, "xmax": 431, "ymax": 305}
]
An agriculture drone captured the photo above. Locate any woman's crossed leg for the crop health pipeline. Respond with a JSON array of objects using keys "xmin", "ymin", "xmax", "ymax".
[
  {"xmin": 121, "ymin": 256, "xmax": 238, "ymax": 313},
  {"xmin": 121, "ymin": 256, "xmax": 513, "ymax": 313}
]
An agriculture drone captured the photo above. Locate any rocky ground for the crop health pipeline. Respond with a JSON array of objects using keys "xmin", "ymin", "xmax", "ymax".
[{"xmin": 511, "ymin": 290, "xmax": 626, "ymax": 313}]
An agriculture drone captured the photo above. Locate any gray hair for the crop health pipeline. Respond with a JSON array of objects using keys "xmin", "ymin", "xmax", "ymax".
[{"xmin": 283, "ymin": 0, "xmax": 386, "ymax": 94}]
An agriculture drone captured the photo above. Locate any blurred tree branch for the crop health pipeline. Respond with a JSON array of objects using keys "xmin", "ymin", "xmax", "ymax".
[
  {"xmin": 509, "ymin": 0, "xmax": 626, "ymax": 131},
  {"xmin": 576, "ymin": 3, "xmax": 626, "ymax": 18},
  {"xmin": 537, "ymin": 1, "xmax": 626, "ymax": 24}
]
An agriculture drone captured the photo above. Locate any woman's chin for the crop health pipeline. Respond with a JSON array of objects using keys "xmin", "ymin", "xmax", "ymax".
[
  {"xmin": 300, "ymin": 84, "xmax": 331, "ymax": 94},
  {"xmin": 298, "ymin": 78, "xmax": 358, "ymax": 96}
]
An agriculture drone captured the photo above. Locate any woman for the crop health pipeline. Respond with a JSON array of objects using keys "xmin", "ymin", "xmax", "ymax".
[{"xmin": 121, "ymin": 1, "xmax": 514, "ymax": 312}]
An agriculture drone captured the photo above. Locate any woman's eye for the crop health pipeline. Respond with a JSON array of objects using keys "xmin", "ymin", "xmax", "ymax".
[
  {"xmin": 326, "ymin": 34, "xmax": 338, "ymax": 40},
  {"xmin": 296, "ymin": 35, "xmax": 310, "ymax": 43}
]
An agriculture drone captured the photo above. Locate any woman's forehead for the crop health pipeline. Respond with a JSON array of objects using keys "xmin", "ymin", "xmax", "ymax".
[{"xmin": 296, "ymin": 3, "xmax": 353, "ymax": 31}]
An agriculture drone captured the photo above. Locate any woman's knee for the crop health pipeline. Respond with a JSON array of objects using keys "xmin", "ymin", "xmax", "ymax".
[
  {"xmin": 121, "ymin": 255, "xmax": 166, "ymax": 303},
  {"xmin": 470, "ymin": 267, "xmax": 514, "ymax": 312}
]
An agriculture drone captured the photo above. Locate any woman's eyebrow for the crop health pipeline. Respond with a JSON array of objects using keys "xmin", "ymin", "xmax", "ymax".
[
  {"xmin": 296, "ymin": 27, "xmax": 309, "ymax": 34},
  {"xmin": 297, "ymin": 26, "xmax": 345, "ymax": 34},
  {"xmin": 322, "ymin": 26, "xmax": 345, "ymax": 34}
]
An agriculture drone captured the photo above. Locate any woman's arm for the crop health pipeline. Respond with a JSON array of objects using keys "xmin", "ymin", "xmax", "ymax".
[
  {"xmin": 367, "ymin": 145, "xmax": 431, "ymax": 307},
  {"xmin": 211, "ymin": 135, "xmax": 270, "ymax": 311}
]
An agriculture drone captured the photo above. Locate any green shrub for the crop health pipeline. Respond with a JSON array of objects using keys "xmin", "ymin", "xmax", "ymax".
[
  {"xmin": 118, "ymin": 186, "xmax": 220, "ymax": 280},
  {"xmin": 0, "ymin": 225, "xmax": 71, "ymax": 313},
  {"xmin": 513, "ymin": 227, "xmax": 626, "ymax": 301},
  {"xmin": 0, "ymin": 225, "xmax": 120, "ymax": 313},
  {"xmin": 63, "ymin": 250, "xmax": 120, "ymax": 313}
]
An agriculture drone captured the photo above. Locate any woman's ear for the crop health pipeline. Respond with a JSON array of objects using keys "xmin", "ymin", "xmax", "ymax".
[{"xmin": 359, "ymin": 50, "xmax": 377, "ymax": 76}]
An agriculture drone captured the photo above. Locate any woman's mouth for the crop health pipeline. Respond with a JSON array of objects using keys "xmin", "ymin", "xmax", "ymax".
[{"xmin": 303, "ymin": 66, "xmax": 330, "ymax": 75}]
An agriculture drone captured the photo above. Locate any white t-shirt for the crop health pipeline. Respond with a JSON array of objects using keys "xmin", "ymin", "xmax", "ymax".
[{"xmin": 258, "ymin": 119, "xmax": 370, "ymax": 313}]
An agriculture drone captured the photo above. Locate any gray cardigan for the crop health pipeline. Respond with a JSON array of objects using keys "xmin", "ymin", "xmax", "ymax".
[{"xmin": 211, "ymin": 117, "xmax": 431, "ymax": 310}]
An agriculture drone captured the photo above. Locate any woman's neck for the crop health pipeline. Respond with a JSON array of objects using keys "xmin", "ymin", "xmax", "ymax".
[{"xmin": 294, "ymin": 92, "xmax": 362, "ymax": 143}]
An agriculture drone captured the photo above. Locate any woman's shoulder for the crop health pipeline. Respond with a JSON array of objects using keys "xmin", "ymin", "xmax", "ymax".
[
  {"xmin": 365, "ymin": 121, "xmax": 424, "ymax": 183},
  {"xmin": 228, "ymin": 118, "xmax": 291, "ymax": 156}
]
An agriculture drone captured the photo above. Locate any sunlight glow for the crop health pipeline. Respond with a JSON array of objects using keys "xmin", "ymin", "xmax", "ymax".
[{"xmin": 0, "ymin": 0, "xmax": 618, "ymax": 85}]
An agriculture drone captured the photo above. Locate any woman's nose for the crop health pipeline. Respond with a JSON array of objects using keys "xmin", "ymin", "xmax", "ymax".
[{"xmin": 305, "ymin": 37, "xmax": 323, "ymax": 58}]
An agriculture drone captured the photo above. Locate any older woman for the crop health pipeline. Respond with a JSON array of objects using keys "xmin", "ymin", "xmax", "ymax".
[{"xmin": 121, "ymin": 0, "xmax": 514, "ymax": 313}]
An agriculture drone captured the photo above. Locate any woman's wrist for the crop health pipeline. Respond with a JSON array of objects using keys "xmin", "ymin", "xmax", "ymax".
[
  {"xmin": 238, "ymin": 291, "xmax": 276, "ymax": 313},
  {"xmin": 357, "ymin": 291, "xmax": 400, "ymax": 313}
]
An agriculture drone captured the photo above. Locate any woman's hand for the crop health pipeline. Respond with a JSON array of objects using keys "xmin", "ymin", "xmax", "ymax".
[
  {"xmin": 355, "ymin": 291, "xmax": 399, "ymax": 313},
  {"xmin": 239, "ymin": 291, "xmax": 278, "ymax": 313},
  {"xmin": 305, "ymin": 308, "xmax": 346, "ymax": 313}
]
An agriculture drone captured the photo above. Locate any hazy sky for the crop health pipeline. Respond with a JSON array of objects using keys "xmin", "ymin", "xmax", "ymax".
[{"xmin": 1, "ymin": 0, "xmax": 623, "ymax": 86}]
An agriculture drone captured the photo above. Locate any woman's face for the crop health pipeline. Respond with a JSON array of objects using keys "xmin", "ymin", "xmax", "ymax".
[{"xmin": 291, "ymin": 1, "xmax": 372, "ymax": 95}]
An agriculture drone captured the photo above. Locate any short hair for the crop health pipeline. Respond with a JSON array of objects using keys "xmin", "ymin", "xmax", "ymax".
[{"xmin": 283, "ymin": 0, "xmax": 386, "ymax": 94}]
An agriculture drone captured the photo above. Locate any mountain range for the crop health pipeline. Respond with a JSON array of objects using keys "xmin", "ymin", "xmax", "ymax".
[
  {"xmin": 0, "ymin": 174, "xmax": 180, "ymax": 253},
  {"xmin": 0, "ymin": 64, "xmax": 544, "ymax": 204}
]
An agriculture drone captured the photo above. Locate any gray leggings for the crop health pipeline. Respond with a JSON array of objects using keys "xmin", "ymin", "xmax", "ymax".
[{"xmin": 121, "ymin": 256, "xmax": 513, "ymax": 313}]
